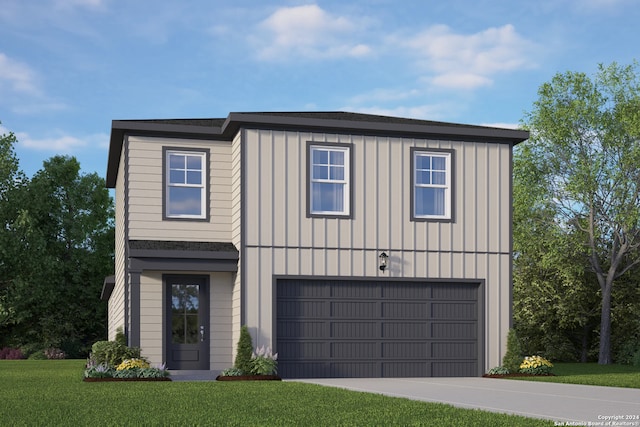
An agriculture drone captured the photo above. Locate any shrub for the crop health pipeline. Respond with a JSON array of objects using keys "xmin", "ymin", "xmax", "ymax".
[
  {"xmin": 91, "ymin": 340, "xmax": 141, "ymax": 367},
  {"xmin": 84, "ymin": 363, "xmax": 115, "ymax": 379},
  {"xmin": 115, "ymin": 326, "xmax": 127, "ymax": 347},
  {"xmin": 502, "ymin": 329, "xmax": 523, "ymax": 374},
  {"xmin": 250, "ymin": 345, "xmax": 278, "ymax": 375},
  {"xmin": 27, "ymin": 351, "xmax": 47, "ymax": 360},
  {"xmin": 220, "ymin": 367, "xmax": 244, "ymax": 376},
  {"xmin": 234, "ymin": 325, "xmax": 254, "ymax": 374},
  {"xmin": 519, "ymin": 355, "xmax": 553, "ymax": 375},
  {"xmin": 0, "ymin": 347, "xmax": 24, "ymax": 360},
  {"xmin": 487, "ymin": 366, "xmax": 510, "ymax": 375},
  {"xmin": 44, "ymin": 348, "xmax": 66, "ymax": 360}
]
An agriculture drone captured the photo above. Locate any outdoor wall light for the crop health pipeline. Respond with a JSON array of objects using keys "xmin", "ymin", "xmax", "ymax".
[{"xmin": 379, "ymin": 252, "xmax": 388, "ymax": 272}]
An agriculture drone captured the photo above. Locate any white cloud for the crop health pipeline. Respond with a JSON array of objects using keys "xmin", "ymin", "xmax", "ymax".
[
  {"xmin": 400, "ymin": 24, "xmax": 536, "ymax": 90},
  {"xmin": 0, "ymin": 53, "xmax": 39, "ymax": 95},
  {"xmin": 16, "ymin": 131, "xmax": 109, "ymax": 152},
  {"xmin": 254, "ymin": 4, "xmax": 372, "ymax": 60}
]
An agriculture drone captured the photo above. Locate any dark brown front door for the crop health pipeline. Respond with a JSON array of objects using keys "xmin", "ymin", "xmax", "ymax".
[{"xmin": 165, "ymin": 275, "xmax": 209, "ymax": 370}]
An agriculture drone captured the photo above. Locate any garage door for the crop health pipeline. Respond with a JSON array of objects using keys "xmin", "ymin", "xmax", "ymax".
[{"xmin": 276, "ymin": 279, "xmax": 482, "ymax": 378}]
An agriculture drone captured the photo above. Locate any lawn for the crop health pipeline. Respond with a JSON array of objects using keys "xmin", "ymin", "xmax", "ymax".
[
  {"xmin": 0, "ymin": 360, "xmax": 552, "ymax": 426},
  {"xmin": 509, "ymin": 362, "xmax": 640, "ymax": 388}
]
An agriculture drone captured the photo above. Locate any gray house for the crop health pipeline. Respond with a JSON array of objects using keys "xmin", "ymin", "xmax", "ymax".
[{"xmin": 101, "ymin": 112, "xmax": 528, "ymax": 378}]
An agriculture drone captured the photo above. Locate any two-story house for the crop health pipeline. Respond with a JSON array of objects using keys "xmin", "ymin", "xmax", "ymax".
[{"xmin": 101, "ymin": 112, "xmax": 529, "ymax": 378}]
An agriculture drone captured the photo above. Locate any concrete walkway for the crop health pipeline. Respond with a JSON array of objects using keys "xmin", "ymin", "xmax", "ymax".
[{"xmin": 292, "ymin": 377, "xmax": 640, "ymax": 425}]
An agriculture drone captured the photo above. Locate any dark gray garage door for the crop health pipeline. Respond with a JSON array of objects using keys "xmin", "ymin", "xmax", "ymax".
[{"xmin": 276, "ymin": 279, "xmax": 482, "ymax": 378}]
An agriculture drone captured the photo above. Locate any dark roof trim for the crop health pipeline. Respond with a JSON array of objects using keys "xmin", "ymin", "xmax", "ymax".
[
  {"xmin": 126, "ymin": 240, "xmax": 239, "ymax": 273},
  {"xmin": 101, "ymin": 275, "xmax": 115, "ymax": 301},
  {"xmin": 107, "ymin": 111, "xmax": 529, "ymax": 187}
]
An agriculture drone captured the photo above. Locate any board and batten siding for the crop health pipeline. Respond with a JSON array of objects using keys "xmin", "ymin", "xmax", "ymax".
[
  {"xmin": 126, "ymin": 136, "xmax": 233, "ymax": 242},
  {"xmin": 107, "ymin": 144, "xmax": 127, "ymax": 341},
  {"xmin": 241, "ymin": 129, "xmax": 513, "ymax": 370}
]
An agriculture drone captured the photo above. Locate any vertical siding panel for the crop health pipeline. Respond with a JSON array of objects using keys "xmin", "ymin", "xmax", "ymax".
[
  {"xmin": 273, "ymin": 133, "xmax": 286, "ymax": 247},
  {"xmin": 260, "ymin": 131, "xmax": 273, "ymax": 246},
  {"xmin": 389, "ymin": 138, "xmax": 403, "ymax": 251},
  {"xmin": 377, "ymin": 137, "xmax": 390, "ymax": 250},
  {"xmin": 464, "ymin": 143, "xmax": 477, "ymax": 253},
  {"xmin": 364, "ymin": 136, "xmax": 377, "ymax": 249},
  {"xmin": 287, "ymin": 248, "xmax": 299, "ymax": 275},
  {"xmin": 452, "ymin": 142, "xmax": 464, "ymax": 252},
  {"xmin": 475, "ymin": 144, "xmax": 488, "ymax": 253},
  {"xmin": 287, "ymin": 133, "xmax": 301, "ymax": 248},
  {"xmin": 487, "ymin": 146, "xmax": 500, "ymax": 253},
  {"xmin": 245, "ymin": 132, "xmax": 260, "ymax": 247},
  {"xmin": 501, "ymin": 145, "xmax": 512, "ymax": 250},
  {"xmin": 300, "ymin": 248, "xmax": 313, "ymax": 275}
]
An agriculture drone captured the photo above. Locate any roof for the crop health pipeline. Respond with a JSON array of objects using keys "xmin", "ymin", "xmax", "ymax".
[{"xmin": 106, "ymin": 111, "xmax": 529, "ymax": 187}]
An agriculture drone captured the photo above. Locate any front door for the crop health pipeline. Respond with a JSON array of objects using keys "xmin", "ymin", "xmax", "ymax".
[{"xmin": 165, "ymin": 275, "xmax": 209, "ymax": 370}]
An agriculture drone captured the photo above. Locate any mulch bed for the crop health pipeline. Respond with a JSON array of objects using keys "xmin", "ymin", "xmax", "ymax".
[
  {"xmin": 483, "ymin": 373, "xmax": 556, "ymax": 378},
  {"xmin": 83, "ymin": 377, "xmax": 172, "ymax": 382},
  {"xmin": 216, "ymin": 375, "xmax": 281, "ymax": 381}
]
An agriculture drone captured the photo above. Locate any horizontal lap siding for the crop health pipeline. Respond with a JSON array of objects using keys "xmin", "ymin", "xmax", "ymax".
[
  {"xmin": 108, "ymin": 151, "xmax": 126, "ymax": 340},
  {"xmin": 126, "ymin": 136, "xmax": 232, "ymax": 242}
]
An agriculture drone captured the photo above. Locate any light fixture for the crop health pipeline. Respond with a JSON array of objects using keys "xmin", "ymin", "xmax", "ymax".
[{"xmin": 379, "ymin": 252, "xmax": 388, "ymax": 272}]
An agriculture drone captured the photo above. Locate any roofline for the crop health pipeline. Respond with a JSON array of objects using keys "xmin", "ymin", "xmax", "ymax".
[{"xmin": 106, "ymin": 112, "xmax": 529, "ymax": 187}]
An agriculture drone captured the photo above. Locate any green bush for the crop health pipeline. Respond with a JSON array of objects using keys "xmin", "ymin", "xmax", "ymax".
[
  {"xmin": 502, "ymin": 329, "xmax": 524, "ymax": 374},
  {"xmin": 519, "ymin": 355, "xmax": 554, "ymax": 375},
  {"xmin": 234, "ymin": 325, "xmax": 254, "ymax": 374},
  {"xmin": 250, "ymin": 346, "xmax": 278, "ymax": 375},
  {"xmin": 115, "ymin": 326, "xmax": 127, "ymax": 347},
  {"xmin": 487, "ymin": 366, "xmax": 510, "ymax": 375},
  {"xmin": 91, "ymin": 341, "xmax": 141, "ymax": 367}
]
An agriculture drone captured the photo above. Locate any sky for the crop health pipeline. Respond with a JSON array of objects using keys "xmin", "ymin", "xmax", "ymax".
[{"xmin": 1, "ymin": 0, "xmax": 638, "ymax": 179}]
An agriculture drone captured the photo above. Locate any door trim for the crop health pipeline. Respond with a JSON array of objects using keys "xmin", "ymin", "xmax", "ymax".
[{"xmin": 163, "ymin": 274, "xmax": 210, "ymax": 370}]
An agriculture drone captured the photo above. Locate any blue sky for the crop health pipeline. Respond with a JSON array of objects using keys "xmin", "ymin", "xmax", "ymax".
[{"xmin": 1, "ymin": 0, "xmax": 638, "ymax": 178}]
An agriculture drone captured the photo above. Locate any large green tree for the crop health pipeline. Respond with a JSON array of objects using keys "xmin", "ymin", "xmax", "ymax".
[
  {"xmin": 521, "ymin": 61, "xmax": 640, "ymax": 364},
  {"xmin": 0, "ymin": 144, "xmax": 114, "ymax": 356}
]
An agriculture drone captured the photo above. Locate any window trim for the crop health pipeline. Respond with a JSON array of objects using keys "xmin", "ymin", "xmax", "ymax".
[
  {"xmin": 410, "ymin": 147, "xmax": 455, "ymax": 222},
  {"xmin": 306, "ymin": 141, "xmax": 353, "ymax": 219},
  {"xmin": 162, "ymin": 147, "xmax": 210, "ymax": 221}
]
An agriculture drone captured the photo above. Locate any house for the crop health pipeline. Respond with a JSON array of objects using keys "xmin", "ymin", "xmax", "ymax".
[{"xmin": 101, "ymin": 111, "xmax": 529, "ymax": 378}]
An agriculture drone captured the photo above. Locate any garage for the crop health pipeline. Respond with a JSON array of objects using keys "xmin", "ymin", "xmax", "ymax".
[{"xmin": 276, "ymin": 278, "xmax": 483, "ymax": 378}]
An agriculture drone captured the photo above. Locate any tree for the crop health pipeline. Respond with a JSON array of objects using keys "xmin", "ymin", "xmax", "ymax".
[
  {"xmin": 0, "ymin": 152, "xmax": 114, "ymax": 356},
  {"xmin": 522, "ymin": 61, "xmax": 640, "ymax": 364},
  {"xmin": 0, "ymin": 123, "xmax": 26, "ymax": 328}
]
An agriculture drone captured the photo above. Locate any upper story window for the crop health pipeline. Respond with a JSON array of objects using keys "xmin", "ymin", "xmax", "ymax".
[
  {"xmin": 307, "ymin": 143, "xmax": 352, "ymax": 218},
  {"xmin": 411, "ymin": 148, "xmax": 453, "ymax": 221},
  {"xmin": 164, "ymin": 148, "xmax": 208, "ymax": 220}
]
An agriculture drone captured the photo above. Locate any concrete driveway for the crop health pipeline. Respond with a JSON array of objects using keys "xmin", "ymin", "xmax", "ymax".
[{"xmin": 292, "ymin": 377, "xmax": 640, "ymax": 425}]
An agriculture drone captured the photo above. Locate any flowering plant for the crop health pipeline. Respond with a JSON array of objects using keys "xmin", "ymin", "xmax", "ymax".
[
  {"xmin": 250, "ymin": 345, "xmax": 278, "ymax": 375},
  {"xmin": 519, "ymin": 355, "xmax": 553, "ymax": 375},
  {"xmin": 116, "ymin": 358, "xmax": 150, "ymax": 371}
]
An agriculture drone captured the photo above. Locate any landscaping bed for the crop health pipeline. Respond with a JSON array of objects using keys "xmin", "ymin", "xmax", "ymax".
[
  {"xmin": 83, "ymin": 377, "xmax": 172, "ymax": 382},
  {"xmin": 216, "ymin": 374, "xmax": 281, "ymax": 381}
]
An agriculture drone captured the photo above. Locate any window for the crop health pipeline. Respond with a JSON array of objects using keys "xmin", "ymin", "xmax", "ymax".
[
  {"xmin": 308, "ymin": 143, "xmax": 351, "ymax": 217},
  {"xmin": 164, "ymin": 149, "xmax": 208, "ymax": 219},
  {"xmin": 411, "ymin": 148, "xmax": 453, "ymax": 220}
]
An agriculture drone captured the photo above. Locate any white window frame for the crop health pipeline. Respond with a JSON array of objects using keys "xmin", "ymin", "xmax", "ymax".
[
  {"xmin": 164, "ymin": 149, "xmax": 207, "ymax": 220},
  {"xmin": 412, "ymin": 149, "xmax": 452, "ymax": 220},
  {"xmin": 308, "ymin": 144, "xmax": 351, "ymax": 217}
]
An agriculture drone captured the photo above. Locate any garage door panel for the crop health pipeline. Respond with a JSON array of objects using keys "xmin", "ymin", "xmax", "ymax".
[
  {"xmin": 278, "ymin": 300, "xmax": 327, "ymax": 317},
  {"xmin": 382, "ymin": 342, "xmax": 428, "ymax": 358},
  {"xmin": 276, "ymin": 279, "xmax": 480, "ymax": 378},
  {"xmin": 381, "ymin": 283, "xmax": 430, "ymax": 299},
  {"xmin": 432, "ymin": 362, "xmax": 478, "ymax": 377},
  {"xmin": 331, "ymin": 321, "xmax": 378, "ymax": 338},
  {"xmin": 431, "ymin": 342, "xmax": 477, "ymax": 358},
  {"xmin": 331, "ymin": 342, "xmax": 378, "ymax": 358},
  {"xmin": 331, "ymin": 283, "xmax": 380, "ymax": 298},
  {"xmin": 278, "ymin": 341, "xmax": 327, "ymax": 358},
  {"xmin": 431, "ymin": 284, "xmax": 477, "ymax": 300},
  {"xmin": 331, "ymin": 301, "xmax": 377, "ymax": 317},
  {"xmin": 431, "ymin": 302, "xmax": 477, "ymax": 319},
  {"xmin": 382, "ymin": 302, "xmax": 428, "ymax": 318},
  {"xmin": 278, "ymin": 321, "xmax": 327, "ymax": 338},
  {"xmin": 383, "ymin": 362, "xmax": 429, "ymax": 377},
  {"xmin": 382, "ymin": 322, "xmax": 427, "ymax": 338},
  {"xmin": 431, "ymin": 322, "xmax": 477, "ymax": 339}
]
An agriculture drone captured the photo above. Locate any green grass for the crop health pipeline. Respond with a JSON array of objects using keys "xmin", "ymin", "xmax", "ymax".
[
  {"xmin": 509, "ymin": 362, "xmax": 640, "ymax": 388},
  {"xmin": 0, "ymin": 360, "xmax": 552, "ymax": 426}
]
